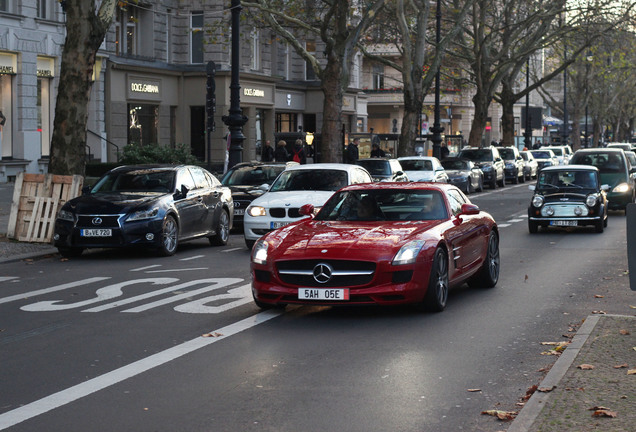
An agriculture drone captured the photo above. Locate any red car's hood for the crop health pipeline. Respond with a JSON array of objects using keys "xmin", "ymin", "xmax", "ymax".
[{"xmin": 270, "ymin": 219, "xmax": 441, "ymax": 261}]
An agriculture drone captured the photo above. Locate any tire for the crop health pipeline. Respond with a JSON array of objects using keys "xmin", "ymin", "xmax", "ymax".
[
  {"xmin": 477, "ymin": 176, "xmax": 484, "ymax": 192},
  {"xmin": 466, "ymin": 180, "xmax": 473, "ymax": 194},
  {"xmin": 468, "ymin": 230, "xmax": 500, "ymax": 288},
  {"xmin": 157, "ymin": 215, "xmax": 178, "ymax": 256},
  {"xmin": 519, "ymin": 169, "xmax": 525, "ymax": 183},
  {"xmin": 513, "ymin": 170, "xmax": 519, "ymax": 184},
  {"xmin": 595, "ymin": 219, "xmax": 604, "ymax": 233},
  {"xmin": 245, "ymin": 238, "xmax": 255, "ymax": 250},
  {"xmin": 498, "ymin": 173, "xmax": 505, "ymax": 187},
  {"xmin": 58, "ymin": 247, "xmax": 84, "ymax": 258},
  {"xmin": 490, "ymin": 178, "xmax": 497, "ymax": 189},
  {"xmin": 528, "ymin": 220, "xmax": 538, "ymax": 234},
  {"xmin": 209, "ymin": 210, "xmax": 230, "ymax": 246},
  {"xmin": 421, "ymin": 248, "xmax": 449, "ymax": 312},
  {"xmin": 604, "ymin": 215, "xmax": 608, "ymax": 227}
]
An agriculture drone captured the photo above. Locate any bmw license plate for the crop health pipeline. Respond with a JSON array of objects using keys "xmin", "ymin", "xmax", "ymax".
[
  {"xmin": 550, "ymin": 220, "xmax": 577, "ymax": 227},
  {"xmin": 298, "ymin": 288, "xmax": 350, "ymax": 301},
  {"xmin": 271, "ymin": 221, "xmax": 291, "ymax": 229},
  {"xmin": 81, "ymin": 229, "xmax": 112, "ymax": 237}
]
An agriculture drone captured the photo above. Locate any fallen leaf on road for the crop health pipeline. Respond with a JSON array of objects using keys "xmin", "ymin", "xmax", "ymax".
[
  {"xmin": 538, "ymin": 386, "xmax": 555, "ymax": 392},
  {"xmin": 629, "ymin": 305, "xmax": 636, "ymax": 309},
  {"xmin": 628, "ymin": 369, "xmax": 636, "ymax": 375},
  {"xmin": 60, "ymin": 258, "xmax": 69, "ymax": 262},
  {"xmin": 467, "ymin": 389, "xmax": 481, "ymax": 392},
  {"xmin": 594, "ymin": 294, "xmax": 604, "ymax": 298},
  {"xmin": 577, "ymin": 364, "xmax": 595, "ymax": 370},
  {"xmin": 619, "ymin": 329, "xmax": 630, "ymax": 335},
  {"xmin": 592, "ymin": 310, "xmax": 607, "ymax": 314},
  {"xmin": 613, "ymin": 363, "xmax": 628, "ymax": 369},
  {"xmin": 524, "ymin": 275, "xmax": 528, "ymax": 282},
  {"xmin": 481, "ymin": 410, "xmax": 516, "ymax": 421},
  {"xmin": 590, "ymin": 407, "xmax": 617, "ymax": 418},
  {"xmin": 201, "ymin": 332, "xmax": 224, "ymax": 338}
]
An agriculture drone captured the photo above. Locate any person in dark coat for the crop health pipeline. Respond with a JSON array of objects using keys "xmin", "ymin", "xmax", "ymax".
[
  {"xmin": 274, "ymin": 140, "xmax": 289, "ymax": 162},
  {"xmin": 291, "ymin": 139, "xmax": 307, "ymax": 164},
  {"xmin": 261, "ymin": 140, "xmax": 274, "ymax": 162},
  {"xmin": 370, "ymin": 143, "xmax": 386, "ymax": 158},
  {"xmin": 345, "ymin": 138, "xmax": 360, "ymax": 164},
  {"xmin": 440, "ymin": 142, "xmax": 450, "ymax": 159}
]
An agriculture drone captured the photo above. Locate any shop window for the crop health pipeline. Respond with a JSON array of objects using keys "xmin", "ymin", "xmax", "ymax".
[
  {"xmin": 305, "ymin": 41, "xmax": 316, "ymax": 81},
  {"xmin": 0, "ymin": 0, "xmax": 9, "ymax": 12},
  {"xmin": 37, "ymin": 0, "xmax": 58, "ymax": 19},
  {"xmin": 191, "ymin": 11, "xmax": 204, "ymax": 64},
  {"xmin": 275, "ymin": 113, "xmax": 297, "ymax": 133},
  {"xmin": 128, "ymin": 104, "xmax": 158, "ymax": 147},
  {"xmin": 37, "ymin": 78, "xmax": 51, "ymax": 157}
]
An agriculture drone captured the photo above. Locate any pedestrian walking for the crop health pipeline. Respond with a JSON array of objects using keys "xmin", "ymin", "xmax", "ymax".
[
  {"xmin": 370, "ymin": 143, "xmax": 386, "ymax": 158},
  {"xmin": 291, "ymin": 139, "xmax": 307, "ymax": 164},
  {"xmin": 274, "ymin": 140, "xmax": 289, "ymax": 162},
  {"xmin": 261, "ymin": 140, "xmax": 274, "ymax": 162}
]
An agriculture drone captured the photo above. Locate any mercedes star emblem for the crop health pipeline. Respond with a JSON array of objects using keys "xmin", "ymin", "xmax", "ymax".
[{"xmin": 313, "ymin": 263, "xmax": 333, "ymax": 284}]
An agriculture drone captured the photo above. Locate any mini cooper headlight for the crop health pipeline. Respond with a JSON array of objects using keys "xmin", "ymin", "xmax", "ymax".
[
  {"xmin": 252, "ymin": 239, "xmax": 269, "ymax": 264},
  {"xmin": 612, "ymin": 183, "xmax": 629, "ymax": 193},
  {"xmin": 128, "ymin": 207, "xmax": 159, "ymax": 221},
  {"xmin": 57, "ymin": 209, "xmax": 75, "ymax": 222},
  {"xmin": 532, "ymin": 195, "xmax": 544, "ymax": 207},
  {"xmin": 585, "ymin": 194, "xmax": 598, "ymax": 207},
  {"xmin": 392, "ymin": 240, "xmax": 426, "ymax": 266},
  {"xmin": 247, "ymin": 205, "xmax": 267, "ymax": 217}
]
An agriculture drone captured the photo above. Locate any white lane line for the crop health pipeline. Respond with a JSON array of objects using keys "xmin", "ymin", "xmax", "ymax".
[
  {"xmin": 130, "ymin": 265, "xmax": 162, "ymax": 272},
  {"xmin": 0, "ymin": 309, "xmax": 283, "ymax": 430},
  {"xmin": 144, "ymin": 268, "xmax": 208, "ymax": 273},
  {"xmin": 0, "ymin": 277, "xmax": 110, "ymax": 305},
  {"xmin": 498, "ymin": 224, "xmax": 511, "ymax": 228},
  {"xmin": 222, "ymin": 248, "xmax": 242, "ymax": 253},
  {"xmin": 180, "ymin": 255, "xmax": 204, "ymax": 261},
  {"xmin": 507, "ymin": 219, "xmax": 524, "ymax": 223}
]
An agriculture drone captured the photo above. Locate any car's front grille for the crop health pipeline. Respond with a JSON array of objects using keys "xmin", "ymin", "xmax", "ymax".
[
  {"xmin": 269, "ymin": 208, "xmax": 302, "ymax": 218},
  {"xmin": 76, "ymin": 215, "xmax": 122, "ymax": 229},
  {"xmin": 276, "ymin": 259, "xmax": 376, "ymax": 287},
  {"xmin": 541, "ymin": 203, "xmax": 589, "ymax": 217}
]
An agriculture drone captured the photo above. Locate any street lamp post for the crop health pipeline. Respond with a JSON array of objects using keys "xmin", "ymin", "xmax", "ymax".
[
  {"xmin": 222, "ymin": 0, "xmax": 247, "ymax": 170},
  {"xmin": 429, "ymin": 0, "xmax": 444, "ymax": 160},
  {"xmin": 523, "ymin": 57, "xmax": 532, "ymax": 149},
  {"xmin": 584, "ymin": 53, "xmax": 592, "ymax": 148},
  {"xmin": 562, "ymin": 47, "xmax": 568, "ymax": 145}
]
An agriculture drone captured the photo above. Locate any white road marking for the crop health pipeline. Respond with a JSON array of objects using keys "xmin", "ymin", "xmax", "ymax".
[
  {"xmin": 83, "ymin": 278, "xmax": 243, "ymax": 313},
  {"xmin": 21, "ymin": 278, "xmax": 179, "ymax": 312},
  {"xmin": 179, "ymin": 255, "xmax": 204, "ymax": 261},
  {"xmin": 122, "ymin": 278, "xmax": 243, "ymax": 313},
  {"xmin": 0, "ymin": 277, "xmax": 19, "ymax": 283},
  {"xmin": 497, "ymin": 223, "xmax": 511, "ymax": 228},
  {"xmin": 130, "ymin": 265, "xmax": 162, "ymax": 272},
  {"xmin": 174, "ymin": 283, "xmax": 252, "ymax": 314},
  {"xmin": 222, "ymin": 248, "xmax": 242, "ymax": 253},
  {"xmin": 0, "ymin": 277, "xmax": 110, "ymax": 305},
  {"xmin": 507, "ymin": 219, "xmax": 524, "ymax": 223},
  {"xmin": 0, "ymin": 310, "xmax": 284, "ymax": 430},
  {"xmin": 144, "ymin": 268, "xmax": 208, "ymax": 273}
]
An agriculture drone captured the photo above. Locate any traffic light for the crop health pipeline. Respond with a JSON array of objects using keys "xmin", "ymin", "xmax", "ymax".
[{"xmin": 206, "ymin": 61, "xmax": 216, "ymax": 133}]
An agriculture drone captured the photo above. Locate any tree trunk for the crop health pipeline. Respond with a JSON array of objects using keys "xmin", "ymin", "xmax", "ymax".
[
  {"xmin": 49, "ymin": 0, "xmax": 117, "ymax": 176},
  {"xmin": 398, "ymin": 88, "xmax": 423, "ymax": 157},
  {"xmin": 318, "ymin": 53, "xmax": 346, "ymax": 163},
  {"xmin": 499, "ymin": 83, "xmax": 516, "ymax": 147},
  {"xmin": 468, "ymin": 92, "xmax": 490, "ymax": 147}
]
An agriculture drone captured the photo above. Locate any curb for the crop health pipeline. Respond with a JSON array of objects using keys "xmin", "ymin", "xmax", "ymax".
[
  {"xmin": 0, "ymin": 247, "xmax": 58, "ymax": 264},
  {"xmin": 506, "ymin": 314, "xmax": 605, "ymax": 432}
]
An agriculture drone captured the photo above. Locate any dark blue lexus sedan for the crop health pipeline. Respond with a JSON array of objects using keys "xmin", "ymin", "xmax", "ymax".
[{"xmin": 53, "ymin": 165, "xmax": 233, "ymax": 257}]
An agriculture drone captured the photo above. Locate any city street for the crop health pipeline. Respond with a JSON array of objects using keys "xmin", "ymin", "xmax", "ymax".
[{"xmin": 0, "ymin": 183, "xmax": 633, "ymax": 432}]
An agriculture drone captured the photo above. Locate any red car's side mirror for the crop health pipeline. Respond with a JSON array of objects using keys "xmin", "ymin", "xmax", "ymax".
[
  {"xmin": 460, "ymin": 203, "xmax": 480, "ymax": 215},
  {"xmin": 299, "ymin": 204, "xmax": 315, "ymax": 217}
]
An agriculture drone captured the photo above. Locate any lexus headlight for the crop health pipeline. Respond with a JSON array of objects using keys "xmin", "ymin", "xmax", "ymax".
[
  {"xmin": 612, "ymin": 183, "xmax": 629, "ymax": 193},
  {"xmin": 247, "ymin": 205, "xmax": 267, "ymax": 217},
  {"xmin": 585, "ymin": 194, "xmax": 598, "ymax": 207},
  {"xmin": 392, "ymin": 240, "xmax": 426, "ymax": 265},
  {"xmin": 532, "ymin": 195, "xmax": 544, "ymax": 207},
  {"xmin": 57, "ymin": 209, "xmax": 75, "ymax": 222},
  {"xmin": 128, "ymin": 208, "xmax": 159, "ymax": 221},
  {"xmin": 252, "ymin": 239, "xmax": 269, "ymax": 264}
]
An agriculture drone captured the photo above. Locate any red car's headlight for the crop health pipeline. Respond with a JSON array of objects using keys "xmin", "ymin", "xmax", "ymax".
[
  {"xmin": 392, "ymin": 240, "xmax": 426, "ymax": 265},
  {"xmin": 252, "ymin": 239, "xmax": 269, "ymax": 265}
]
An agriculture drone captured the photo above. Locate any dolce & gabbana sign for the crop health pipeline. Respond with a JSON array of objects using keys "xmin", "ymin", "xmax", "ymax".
[{"xmin": 127, "ymin": 77, "xmax": 162, "ymax": 101}]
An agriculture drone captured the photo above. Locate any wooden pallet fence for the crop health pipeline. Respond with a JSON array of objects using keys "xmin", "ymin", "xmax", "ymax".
[{"xmin": 7, "ymin": 172, "xmax": 83, "ymax": 243}]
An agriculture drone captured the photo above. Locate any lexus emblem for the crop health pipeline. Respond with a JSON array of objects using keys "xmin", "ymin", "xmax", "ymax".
[
  {"xmin": 91, "ymin": 217, "xmax": 103, "ymax": 225},
  {"xmin": 313, "ymin": 263, "xmax": 333, "ymax": 284}
]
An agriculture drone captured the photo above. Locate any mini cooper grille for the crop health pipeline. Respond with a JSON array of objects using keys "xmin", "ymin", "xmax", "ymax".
[
  {"xmin": 76, "ymin": 215, "xmax": 121, "ymax": 228},
  {"xmin": 276, "ymin": 259, "xmax": 376, "ymax": 287},
  {"xmin": 541, "ymin": 203, "xmax": 589, "ymax": 217},
  {"xmin": 269, "ymin": 208, "xmax": 302, "ymax": 218}
]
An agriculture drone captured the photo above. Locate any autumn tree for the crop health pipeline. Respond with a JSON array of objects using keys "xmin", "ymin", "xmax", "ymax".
[
  {"xmin": 48, "ymin": 0, "xmax": 118, "ymax": 176},
  {"xmin": 242, "ymin": 0, "xmax": 386, "ymax": 162}
]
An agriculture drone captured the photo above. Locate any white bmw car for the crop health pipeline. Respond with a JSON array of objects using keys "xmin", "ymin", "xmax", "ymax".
[
  {"xmin": 398, "ymin": 156, "xmax": 449, "ymax": 183},
  {"xmin": 243, "ymin": 163, "xmax": 373, "ymax": 248}
]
